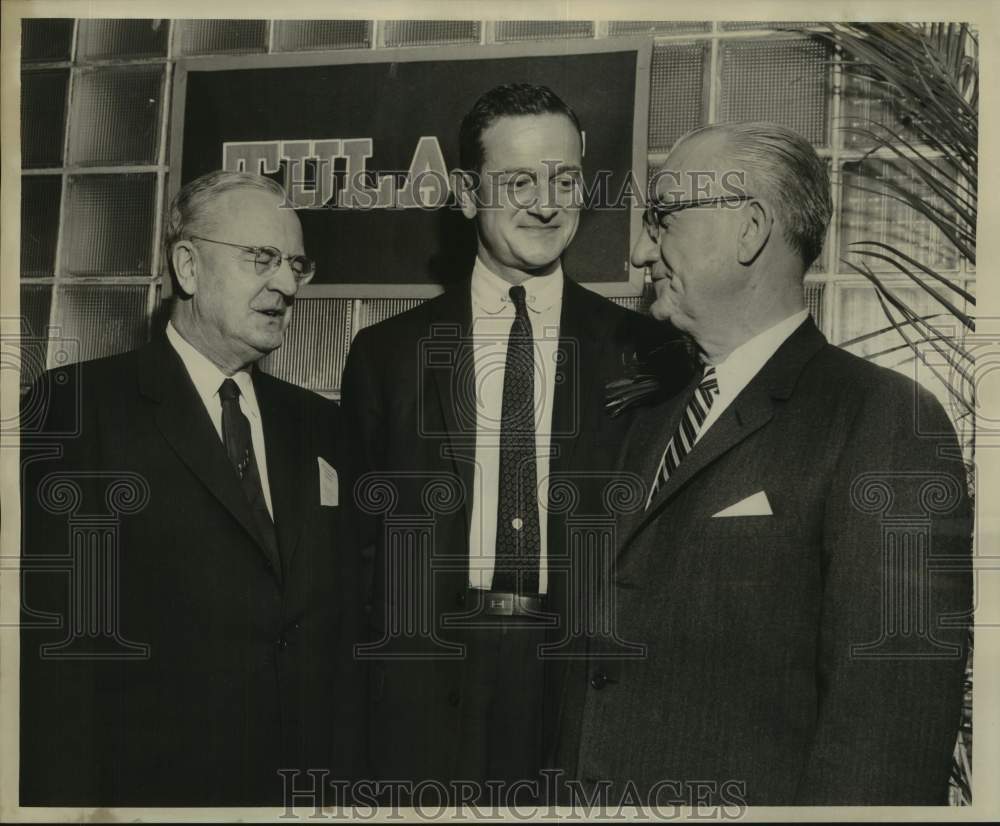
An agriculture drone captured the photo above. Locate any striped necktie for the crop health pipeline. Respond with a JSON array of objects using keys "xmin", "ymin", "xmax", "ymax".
[{"xmin": 645, "ymin": 365, "xmax": 719, "ymax": 509}]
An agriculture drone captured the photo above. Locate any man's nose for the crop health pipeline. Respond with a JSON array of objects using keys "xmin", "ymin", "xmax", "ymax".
[
  {"xmin": 267, "ymin": 257, "xmax": 300, "ymax": 297},
  {"xmin": 526, "ymin": 192, "xmax": 559, "ymax": 220},
  {"xmin": 631, "ymin": 228, "xmax": 658, "ymax": 269}
]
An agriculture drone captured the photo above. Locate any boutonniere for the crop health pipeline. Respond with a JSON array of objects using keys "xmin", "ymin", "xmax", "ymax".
[{"xmin": 606, "ymin": 337, "xmax": 698, "ymax": 418}]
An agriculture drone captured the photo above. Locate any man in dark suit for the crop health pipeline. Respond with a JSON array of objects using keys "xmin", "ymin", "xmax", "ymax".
[
  {"xmin": 20, "ymin": 170, "xmax": 361, "ymax": 805},
  {"xmin": 555, "ymin": 122, "xmax": 972, "ymax": 805},
  {"xmin": 340, "ymin": 83, "xmax": 685, "ymax": 801}
]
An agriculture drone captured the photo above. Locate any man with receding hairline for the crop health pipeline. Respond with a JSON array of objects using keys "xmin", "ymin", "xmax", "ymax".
[
  {"xmin": 554, "ymin": 122, "xmax": 971, "ymax": 805},
  {"xmin": 21, "ymin": 170, "xmax": 362, "ymax": 805}
]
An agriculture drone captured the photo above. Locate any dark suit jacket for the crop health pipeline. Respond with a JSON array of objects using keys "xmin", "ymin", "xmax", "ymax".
[
  {"xmin": 20, "ymin": 336, "xmax": 363, "ymax": 806},
  {"xmin": 339, "ymin": 277, "xmax": 689, "ymax": 785},
  {"xmin": 555, "ymin": 319, "xmax": 972, "ymax": 805}
]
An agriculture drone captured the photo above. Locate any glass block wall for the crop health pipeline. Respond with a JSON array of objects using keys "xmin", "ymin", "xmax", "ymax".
[{"xmin": 19, "ymin": 18, "xmax": 975, "ymax": 406}]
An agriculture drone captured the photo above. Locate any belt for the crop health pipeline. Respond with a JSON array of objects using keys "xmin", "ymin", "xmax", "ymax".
[{"xmin": 467, "ymin": 589, "xmax": 545, "ymax": 617}]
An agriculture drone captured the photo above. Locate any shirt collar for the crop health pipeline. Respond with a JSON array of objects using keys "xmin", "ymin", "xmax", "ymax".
[
  {"xmin": 470, "ymin": 256, "xmax": 564, "ymax": 316},
  {"xmin": 708, "ymin": 309, "xmax": 810, "ymax": 393},
  {"xmin": 165, "ymin": 322, "xmax": 260, "ymax": 419}
]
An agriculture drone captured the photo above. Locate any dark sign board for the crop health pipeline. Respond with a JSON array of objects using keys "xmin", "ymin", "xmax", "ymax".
[{"xmin": 172, "ymin": 40, "xmax": 651, "ymax": 297}]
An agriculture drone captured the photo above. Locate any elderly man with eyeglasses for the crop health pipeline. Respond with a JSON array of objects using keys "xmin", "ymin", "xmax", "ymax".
[
  {"xmin": 20, "ymin": 170, "xmax": 364, "ymax": 806},
  {"xmin": 553, "ymin": 122, "xmax": 972, "ymax": 806}
]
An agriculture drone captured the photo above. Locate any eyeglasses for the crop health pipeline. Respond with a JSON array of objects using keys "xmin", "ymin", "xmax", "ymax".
[
  {"xmin": 186, "ymin": 235, "xmax": 316, "ymax": 284},
  {"xmin": 642, "ymin": 194, "xmax": 754, "ymax": 240}
]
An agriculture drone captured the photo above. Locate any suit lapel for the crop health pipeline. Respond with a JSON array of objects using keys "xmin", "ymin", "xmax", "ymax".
[
  {"xmin": 616, "ymin": 372, "xmax": 698, "ymax": 544},
  {"xmin": 543, "ymin": 281, "xmax": 589, "ymax": 699},
  {"xmin": 427, "ymin": 288, "xmax": 476, "ymax": 543},
  {"xmin": 549, "ymin": 280, "xmax": 591, "ymax": 478},
  {"xmin": 618, "ymin": 318, "xmax": 828, "ymax": 555},
  {"xmin": 636, "ymin": 389, "xmax": 776, "ymax": 531},
  {"xmin": 255, "ymin": 373, "xmax": 306, "ymax": 575},
  {"xmin": 138, "ymin": 337, "xmax": 283, "ymax": 577}
]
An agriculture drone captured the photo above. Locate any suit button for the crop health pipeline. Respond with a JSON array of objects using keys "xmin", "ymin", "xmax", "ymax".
[
  {"xmin": 447, "ymin": 689, "xmax": 461, "ymax": 707},
  {"xmin": 276, "ymin": 637, "xmax": 288, "ymax": 651},
  {"xmin": 590, "ymin": 670, "xmax": 608, "ymax": 690}
]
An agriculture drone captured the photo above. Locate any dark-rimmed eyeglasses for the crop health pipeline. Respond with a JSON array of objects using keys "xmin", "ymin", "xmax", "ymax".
[
  {"xmin": 187, "ymin": 235, "xmax": 316, "ymax": 284},
  {"xmin": 642, "ymin": 194, "xmax": 754, "ymax": 240}
]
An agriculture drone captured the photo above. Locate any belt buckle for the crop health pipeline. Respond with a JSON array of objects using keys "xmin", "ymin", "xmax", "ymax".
[{"xmin": 485, "ymin": 592, "xmax": 514, "ymax": 616}]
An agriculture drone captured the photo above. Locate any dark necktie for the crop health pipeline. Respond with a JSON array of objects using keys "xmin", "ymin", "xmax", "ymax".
[
  {"xmin": 492, "ymin": 285, "xmax": 541, "ymax": 595},
  {"xmin": 219, "ymin": 378, "xmax": 279, "ymax": 562},
  {"xmin": 646, "ymin": 365, "xmax": 719, "ymax": 509}
]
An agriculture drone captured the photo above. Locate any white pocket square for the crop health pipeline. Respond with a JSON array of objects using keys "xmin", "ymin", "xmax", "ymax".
[
  {"xmin": 712, "ymin": 490, "xmax": 772, "ymax": 518},
  {"xmin": 318, "ymin": 457, "xmax": 339, "ymax": 507}
]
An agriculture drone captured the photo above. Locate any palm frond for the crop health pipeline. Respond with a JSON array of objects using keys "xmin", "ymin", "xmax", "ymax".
[
  {"xmin": 869, "ymin": 286, "xmax": 974, "ymax": 418},
  {"xmin": 820, "ymin": 23, "xmax": 978, "ymax": 163},
  {"xmin": 841, "ymin": 179, "xmax": 977, "ymax": 264},
  {"xmin": 842, "ymin": 123, "xmax": 976, "ymax": 202},
  {"xmin": 847, "ymin": 247, "xmax": 975, "ymax": 328},
  {"xmin": 849, "ymin": 241, "xmax": 975, "ymax": 304},
  {"xmin": 865, "ymin": 336, "xmax": 952, "ymax": 362},
  {"xmin": 808, "ymin": 23, "xmax": 976, "ymax": 805},
  {"xmin": 841, "ymin": 259, "xmax": 975, "ymax": 414},
  {"xmin": 815, "ymin": 25, "xmax": 977, "ymax": 379},
  {"xmin": 851, "ymin": 123, "xmax": 977, "ymax": 207},
  {"xmin": 838, "ymin": 313, "xmax": 946, "ymax": 348}
]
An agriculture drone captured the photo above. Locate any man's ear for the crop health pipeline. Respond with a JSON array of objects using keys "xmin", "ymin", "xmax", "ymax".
[
  {"xmin": 455, "ymin": 170, "xmax": 479, "ymax": 220},
  {"xmin": 736, "ymin": 200, "xmax": 772, "ymax": 265},
  {"xmin": 171, "ymin": 241, "xmax": 198, "ymax": 297}
]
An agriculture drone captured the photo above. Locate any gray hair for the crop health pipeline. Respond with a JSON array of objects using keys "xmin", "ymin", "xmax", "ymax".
[
  {"xmin": 164, "ymin": 170, "xmax": 286, "ymax": 277},
  {"xmin": 676, "ymin": 122, "xmax": 832, "ymax": 270}
]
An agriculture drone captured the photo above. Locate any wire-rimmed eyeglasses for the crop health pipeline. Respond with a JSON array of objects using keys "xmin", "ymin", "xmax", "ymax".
[{"xmin": 187, "ymin": 235, "xmax": 316, "ymax": 284}]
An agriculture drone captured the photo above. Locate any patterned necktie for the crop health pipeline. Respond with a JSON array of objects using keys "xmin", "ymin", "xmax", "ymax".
[
  {"xmin": 219, "ymin": 378, "xmax": 279, "ymax": 561},
  {"xmin": 645, "ymin": 365, "xmax": 719, "ymax": 509},
  {"xmin": 492, "ymin": 285, "xmax": 541, "ymax": 595}
]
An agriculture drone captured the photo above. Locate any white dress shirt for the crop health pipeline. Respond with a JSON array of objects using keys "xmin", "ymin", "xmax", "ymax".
[
  {"xmin": 165, "ymin": 322, "xmax": 275, "ymax": 517},
  {"xmin": 467, "ymin": 258, "xmax": 564, "ymax": 594},
  {"xmin": 695, "ymin": 309, "xmax": 810, "ymax": 445}
]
